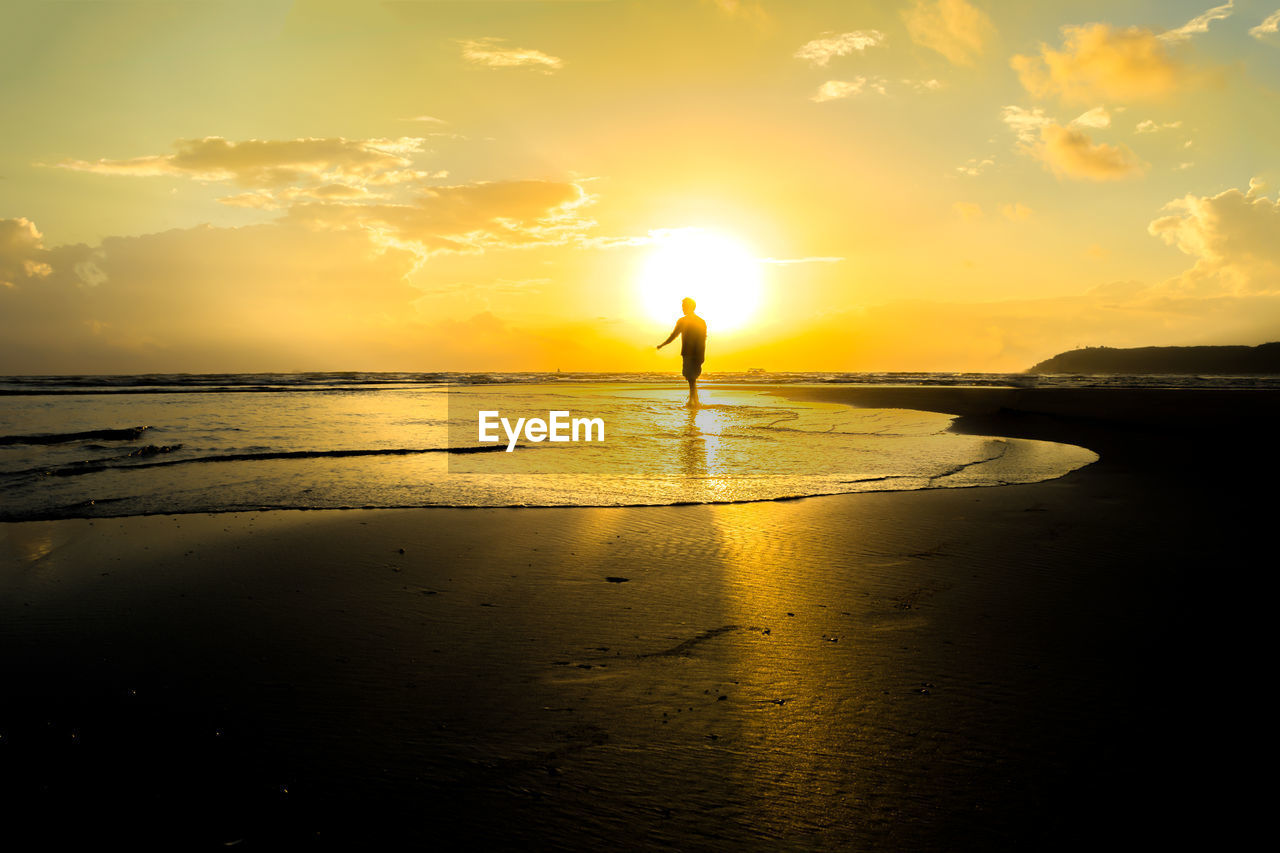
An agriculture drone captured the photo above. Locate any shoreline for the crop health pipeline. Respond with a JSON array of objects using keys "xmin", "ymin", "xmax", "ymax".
[
  {"xmin": 8, "ymin": 382, "xmax": 1240, "ymax": 524},
  {"xmin": 1, "ymin": 385, "xmax": 1270, "ymax": 847}
]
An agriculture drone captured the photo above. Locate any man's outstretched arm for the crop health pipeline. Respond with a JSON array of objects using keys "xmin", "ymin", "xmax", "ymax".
[{"xmin": 656, "ymin": 319, "xmax": 683, "ymax": 349}]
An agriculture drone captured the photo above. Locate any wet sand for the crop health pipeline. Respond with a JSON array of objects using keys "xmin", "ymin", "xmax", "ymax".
[{"xmin": 0, "ymin": 386, "xmax": 1271, "ymax": 849}]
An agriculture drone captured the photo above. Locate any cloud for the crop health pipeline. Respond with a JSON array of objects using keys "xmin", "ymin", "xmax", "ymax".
[
  {"xmin": 217, "ymin": 183, "xmax": 420, "ymax": 210},
  {"xmin": 1001, "ymin": 105, "xmax": 1052, "ymax": 145},
  {"xmin": 53, "ymin": 137, "xmax": 593, "ymax": 253},
  {"xmin": 902, "ymin": 0, "xmax": 995, "ymax": 66},
  {"xmin": 1160, "ymin": 1, "xmax": 1234, "ymax": 43},
  {"xmin": 1251, "ymin": 10, "xmax": 1280, "ymax": 38},
  {"xmin": 1003, "ymin": 107, "xmax": 1144, "ymax": 180},
  {"xmin": 48, "ymin": 137, "xmax": 606, "ymax": 263},
  {"xmin": 1, "ymin": 218, "xmax": 53, "ymax": 287},
  {"xmin": 0, "ymin": 207, "xmax": 638, "ymax": 374},
  {"xmin": 1000, "ymin": 202, "xmax": 1033, "ymax": 221},
  {"xmin": 458, "ymin": 38, "xmax": 563, "ymax": 72},
  {"xmin": 1011, "ymin": 24, "xmax": 1190, "ymax": 103},
  {"xmin": 0, "ymin": 172, "xmax": 644, "ymax": 371},
  {"xmin": 810, "ymin": 77, "xmax": 887, "ymax": 102},
  {"xmin": 7, "ymin": 200, "xmax": 1278, "ymax": 373},
  {"xmin": 1135, "ymin": 119, "xmax": 1182, "ymax": 133},
  {"xmin": 284, "ymin": 179, "xmax": 599, "ymax": 260},
  {"xmin": 952, "ymin": 201, "xmax": 983, "ymax": 221},
  {"xmin": 903, "ymin": 78, "xmax": 945, "ymax": 93},
  {"xmin": 1070, "ymin": 106, "xmax": 1111, "ymax": 128},
  {"xmin": 794, "ymin": 31, "xmax": 885, "ymax": 67},
  {"xmin": 1037, "ymin": 124, "xmax": 1146, "ymax": 181},
  {"xmin": 809, "ymin": 77, "xmax": 935, "ymax": 101},
  {"xmin": 1148, "ymin": 178, "xmax": 1280, "ymax": 293},
  {"xmin": 0, "ymin": 220, "xmax": 432, "ymax": 372},
  {"xmin": 956, "ymin": 156, "xmax": 995, "ymax": 177},
  {"xmin": 55, "ymin": 136, "xmax": 427, "ymax": 190}
]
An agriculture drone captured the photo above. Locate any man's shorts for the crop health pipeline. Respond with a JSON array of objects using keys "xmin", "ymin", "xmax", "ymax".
[{"xmin": 682, "ymin": 356, "xmax": 703, "ymax": 381}]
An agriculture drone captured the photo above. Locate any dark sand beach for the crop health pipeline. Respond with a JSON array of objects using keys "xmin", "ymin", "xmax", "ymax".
[{"xmin": 1, "ymin": 386, "xmax": 1271, "ymax": 849}]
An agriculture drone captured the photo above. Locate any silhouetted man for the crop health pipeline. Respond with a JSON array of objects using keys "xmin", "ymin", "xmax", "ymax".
[{"xmin": 657, "ymin": 297, "xmax": 707, "ymax": 406}]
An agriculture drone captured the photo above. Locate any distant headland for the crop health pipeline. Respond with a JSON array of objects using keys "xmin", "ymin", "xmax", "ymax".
[{"xmin": 1028, "ymin": 342, "xmax": 1280, "ymax": 374}]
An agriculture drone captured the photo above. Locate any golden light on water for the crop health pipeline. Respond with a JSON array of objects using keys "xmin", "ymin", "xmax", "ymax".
[{"xmin": 638, "ymin": 229, "xmax": 764, "ymax": 333}]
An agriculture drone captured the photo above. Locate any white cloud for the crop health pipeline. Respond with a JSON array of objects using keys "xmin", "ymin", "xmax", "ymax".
[
  {"xmin": 809, "ymin": 77, "xmax": 934, "ymax": 101},
  {"xmin": 1001, "ymin": 105, "xmax": 1052, "ymax": 145},
  {"xmin": 1160, "ymin": 1, "xmax": 1234, "ymax": 43},
  {"xmin": 54, "ymin": 136, "xmax": 428, "ymax": 190},
  {"xmin": 1135, "ymin": 119, "xmax": 1183, "ymax": 133},
  {"xmin": 459, "ymin": 38, "xmax": 563, "ymax": 72},
  {"xmin": 1251, "ymin": 10, "xmax": 1280, "ymax": 38},
  {"xmin": 956, "ymin": 156, "xmax": 995, "ymax": 177},
  {"xmin": 811, "ymin": 77, "xmax": 888, "ymax": 102},
  {"xmin": 1149, "ymin": 178, "xmax": 1280, "ymax": 293},
  {"xmin": 1071, "ymin": 106, "xmax": 1111, "ymax": 128},
  {"xmin": 794, "ymin": 31, "xmax": 885, "ymax": 67}
]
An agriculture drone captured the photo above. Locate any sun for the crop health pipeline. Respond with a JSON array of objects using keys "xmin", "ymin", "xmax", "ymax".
[{"xmin": 638, "ymin": 229, "xmax": 763, "ymax": 333}]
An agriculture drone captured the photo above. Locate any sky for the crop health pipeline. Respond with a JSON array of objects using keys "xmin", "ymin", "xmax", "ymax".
[{"xmin": 2, "ymin": 0, "xmax": 1279, "ymax": 373}]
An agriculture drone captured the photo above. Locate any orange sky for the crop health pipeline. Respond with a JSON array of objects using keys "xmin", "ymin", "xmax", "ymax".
[{"xmin": 2, "ymin": 0, "xmax": 1279, "ymax": 373}]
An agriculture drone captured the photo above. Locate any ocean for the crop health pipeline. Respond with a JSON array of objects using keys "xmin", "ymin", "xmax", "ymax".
[{"xmin": 2, "ymin": 371, "xmax": 1272, "ymax": 522}]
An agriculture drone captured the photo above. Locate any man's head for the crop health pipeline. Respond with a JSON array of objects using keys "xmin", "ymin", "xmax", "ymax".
[{"xmin": 681, "ymin": 297, "xmax": 696, "ymax": 315}]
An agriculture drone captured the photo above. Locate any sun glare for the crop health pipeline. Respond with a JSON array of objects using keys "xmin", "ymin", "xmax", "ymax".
[{"xmin": 638, "ymin": 229, "xmax": 764, "ymax": 333}]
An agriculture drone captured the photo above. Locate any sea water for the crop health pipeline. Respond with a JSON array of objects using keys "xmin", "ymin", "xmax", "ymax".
[{"xmin": 0, "ymin": 374, "xmax": 1121, "ymax": 521}]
